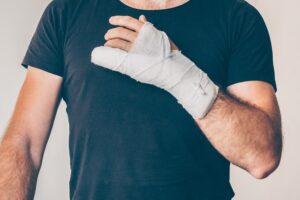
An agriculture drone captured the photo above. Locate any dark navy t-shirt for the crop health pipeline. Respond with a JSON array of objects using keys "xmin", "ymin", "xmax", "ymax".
[{"xmin": 21, "ymin": 0, "xmax": 277, "ymax": 199}]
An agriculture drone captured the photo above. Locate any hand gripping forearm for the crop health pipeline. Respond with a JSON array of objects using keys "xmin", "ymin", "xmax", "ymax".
[{"xmin": 91, "ymin": 22, "xmax": 219, "ymax": 119}]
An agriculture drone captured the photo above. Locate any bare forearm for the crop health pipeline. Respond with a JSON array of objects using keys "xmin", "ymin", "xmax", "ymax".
[
  {"xmin": 196, "ymin": 90, "xmax": 282, "ymax": 179},
  {"xmin": 0, "ymin": 134, "xmax": 39, "ymax": 200}
]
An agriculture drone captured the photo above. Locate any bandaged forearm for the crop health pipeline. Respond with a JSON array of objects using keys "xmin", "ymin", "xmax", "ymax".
[{"xmin": 91, "ymin": 22, "xmax": 219, "ymax": 119}]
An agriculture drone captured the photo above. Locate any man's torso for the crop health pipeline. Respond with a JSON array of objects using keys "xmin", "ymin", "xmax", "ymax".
[{"xmin": 61, "ymin": 0, "xmax": 236, "ymax": 199}]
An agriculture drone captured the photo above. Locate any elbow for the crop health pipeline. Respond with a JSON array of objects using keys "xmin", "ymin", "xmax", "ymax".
[
  {"xmin": 249, "ymin": 154, "xmax": 281, "ymax": 179},
  {"xmin": 250, "ymin": 126, "xmax": 283, "ymax": 179}
]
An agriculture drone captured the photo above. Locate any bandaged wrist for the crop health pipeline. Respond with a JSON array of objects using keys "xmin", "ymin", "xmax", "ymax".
[
  {"xmin": 91, "ymin": 22, "xmax": 219, "ymax": 119},
  {"xmin": 165, "ymin": 50, "xmax": 219, "ymax": 119}
]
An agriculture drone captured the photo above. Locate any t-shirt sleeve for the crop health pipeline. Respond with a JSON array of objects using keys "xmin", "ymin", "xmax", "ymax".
[
  {"xmin": 21, "ymin": 1, "xmax": 65, "ymax": 77},
  {"xmin": 226, "ymin": 1, "xmax": 277, "ymax": 92}
]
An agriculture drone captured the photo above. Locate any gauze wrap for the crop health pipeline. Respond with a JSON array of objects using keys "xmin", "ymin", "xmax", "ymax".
[{"xmin": 91, "ymin": 22, "xmax": 219, "ymax": 119}]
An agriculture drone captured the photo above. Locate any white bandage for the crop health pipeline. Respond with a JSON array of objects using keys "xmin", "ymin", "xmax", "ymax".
[{"xmin": 91, "ymin": 22, "xmax": 219, "ymax": 119}]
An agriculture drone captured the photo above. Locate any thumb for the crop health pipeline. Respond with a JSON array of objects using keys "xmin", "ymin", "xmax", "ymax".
[
  {"xmin": 91, "ymin": 46, "xmax": 128, "ymax": 73},
  {"xmin": 139, "ymin": 14, "xmax": 147, "ymax": 23}
]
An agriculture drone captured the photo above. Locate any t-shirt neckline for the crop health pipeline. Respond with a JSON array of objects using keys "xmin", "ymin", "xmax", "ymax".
[{"xmin": 117, "ymin": 0, "xmax": 192, "ymax": 12}]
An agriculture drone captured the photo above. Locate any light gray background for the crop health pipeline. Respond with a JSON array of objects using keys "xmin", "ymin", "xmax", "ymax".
[{"xmin": 0, "ymin": 0, "xmax": 299, "ymax": 199}]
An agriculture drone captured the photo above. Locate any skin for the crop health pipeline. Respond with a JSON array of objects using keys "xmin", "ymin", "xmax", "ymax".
[
  {"xmin": 0, "ymin": 0, "xmax": 282, "ymax": 199},
  {"xmin": 0, "ymin": 67, "xmax": 63, "ymax": 199}
]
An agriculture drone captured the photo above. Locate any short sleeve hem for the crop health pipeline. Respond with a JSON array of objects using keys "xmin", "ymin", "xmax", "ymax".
[
  {"xmin": 226, "ymin": 73, "xmax": 277, "ymax": 92},
  {"xmin": 21, "ymin": 60, "xmax": 64, "ymax": 77},
  {"xmin": 226, "ymin": 1, "xmax": 277, "ymax": 93},
  {"xmin": 20, "ymin": 1, "xmax": 66, "ymax": 78}
]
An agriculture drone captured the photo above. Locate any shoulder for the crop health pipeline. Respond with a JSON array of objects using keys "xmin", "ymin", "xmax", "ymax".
[
  {"xmin": 205, "ymin": 0, "xmax": 262, "ymax": 18},
  {"xmin": 199, "ymin": 0, "xmax": 263, "ymax": 22},
  {"xmin": 228, "ymin": 0, "xmax": 263, "ymax": 21},
  {"xmin": 219, "ymin": 0, "xmax": 268, "ymax": 37},
  {"xmin": 47, "ymin": 0, "xmax": 77, "ymax": 12},
  {"xmin": 44, "ymin": 0, "xmax": 80, "ymax": 23}
]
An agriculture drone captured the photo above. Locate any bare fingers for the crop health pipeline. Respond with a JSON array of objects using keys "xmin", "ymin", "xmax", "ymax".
[
  {"xmin": 104, "ymin": 27, "xmax": 138, "ymax": 42},
  {"xmin": 105, "ymin": 15, "xmax": 148, "ymax": 51},
  {"xmin": 105, "ymin": 15, "xmax": 179, "ymax": 52},
  {"xmin": 104, "ymin": 39, "xmax": 131, "ymax": 51},
  {"xmin": 109, "ymin": 15, "xmax": 144, "ymax": 31}
]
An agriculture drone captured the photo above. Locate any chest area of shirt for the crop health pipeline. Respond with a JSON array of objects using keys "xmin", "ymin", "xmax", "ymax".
[{"xmin": 63, "ymin": 6, "xmax": 228, "ymax": 87}]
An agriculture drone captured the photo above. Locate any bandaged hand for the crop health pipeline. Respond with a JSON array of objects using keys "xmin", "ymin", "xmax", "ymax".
[{"xmin": 91, "ymin": 15, "xmax": 219, "ymax": 119}]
